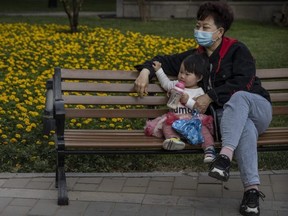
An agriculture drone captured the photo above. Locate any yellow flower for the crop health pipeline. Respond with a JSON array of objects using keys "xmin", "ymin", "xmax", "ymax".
[
  {"xmin": 10, "ymin": 138, "xmax": 17, "ymax": 143},
  {"xmin": 48, "ymin": 141, "xmax": 55, "ymax": 146}
]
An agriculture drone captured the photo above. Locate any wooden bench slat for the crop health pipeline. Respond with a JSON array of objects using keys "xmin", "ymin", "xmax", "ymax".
[
  {"xmin": 62, "ymin": 127, "xmax": 288, "ymax": 148},
  {"xmin": 261, "ymin": 81, "xmax": 288, "ymax": 91},
  {"xmin": 256, "ymin": 68, "xmax": 288, "ymax": 79},
  {"xmin": 61, "ymin": 69, "xmax": 139, "ymax": 80},
  {"xmin": 65, "ymin": 108, "xmax": 168, "ymax": 118},
  {"xmin": 270, "ymin": 93, "xmax": 288, "ymax": 102},
  {"xmin": 272, "ymin": 106, "xmax": 288, "ymax": 115},
  {"xmin": 63, "ymin": 95, "xmax": 168, "ymax": 105},
  {"xmin": 62, "ymin": 82, "xmax": 165, "ymax": 93}
]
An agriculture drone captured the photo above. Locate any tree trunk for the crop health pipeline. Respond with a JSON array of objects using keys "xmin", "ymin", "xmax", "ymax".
[
  {"xmin": 137, "ymin": 0, "xmax": 150, "ymax": 22},
  {"xmin": 61, "ymin": 0, "xmax": 84, "ymax": 33}
]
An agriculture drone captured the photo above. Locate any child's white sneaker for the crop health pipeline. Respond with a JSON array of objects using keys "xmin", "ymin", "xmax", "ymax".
[{"xmin": 163, "ymin": 138, "xmax": 185, "ymax": 150}]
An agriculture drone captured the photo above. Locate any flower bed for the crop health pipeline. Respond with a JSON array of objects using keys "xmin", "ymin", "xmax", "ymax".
[{"xmin": 0, "ymin": 23, "xmax": 197, "ymax": 172}]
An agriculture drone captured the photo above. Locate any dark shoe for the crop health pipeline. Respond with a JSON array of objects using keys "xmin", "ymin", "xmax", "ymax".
[
  {"xmin": 239, "ymin": 189, "xmax": 265, "ymax": 216},
  {"xmin": 208, "ymin": 154, "xmax": 231, "ymax": 181}
]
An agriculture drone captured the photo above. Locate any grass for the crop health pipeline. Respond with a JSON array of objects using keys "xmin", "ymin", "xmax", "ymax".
[
  {"xmin": 0, "ymin": 0, "xmax": 116, "ymax": 12},
  {"xmin": 0, "ymin": 11, "xmax": 287, "ymax": 173}
]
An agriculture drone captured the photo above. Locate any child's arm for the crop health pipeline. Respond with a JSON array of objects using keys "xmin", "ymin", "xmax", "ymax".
[{"xmin": 152, "ymin": 61, "xmax": 177, "ymax": 91}]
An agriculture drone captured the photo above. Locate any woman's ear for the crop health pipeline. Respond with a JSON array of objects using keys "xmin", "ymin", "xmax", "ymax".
[{"xmin": 218, "ymin": 27, "xmax": 225, "ymax": 38}]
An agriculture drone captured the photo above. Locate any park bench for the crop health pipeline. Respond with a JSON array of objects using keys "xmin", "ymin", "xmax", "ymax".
[{"xmin": 43, "ymin": 67, "xmax": 288, "ymax": 205}]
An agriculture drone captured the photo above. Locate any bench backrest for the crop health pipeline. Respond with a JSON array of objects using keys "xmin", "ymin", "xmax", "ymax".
[
  {"xmin": 53, "ymin": 68, "xmax": 288, "ymax": 122},
  {"xmin": 53, "ymin": 68, "xmax": 169, "ymax": 122},
  {"xmin": 256, "ymin": 68, "xmax": 288, "ymax": 115}
]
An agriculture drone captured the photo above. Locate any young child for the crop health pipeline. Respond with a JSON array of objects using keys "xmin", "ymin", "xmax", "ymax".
[{"xmin": 144, "ymin": 53, "xmax": 216, "ymax": 163}]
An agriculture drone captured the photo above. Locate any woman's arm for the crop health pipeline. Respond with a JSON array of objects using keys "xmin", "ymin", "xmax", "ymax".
[{"xmin": 135, "ymin": 49, "xmax": 196, "ymax": 80}]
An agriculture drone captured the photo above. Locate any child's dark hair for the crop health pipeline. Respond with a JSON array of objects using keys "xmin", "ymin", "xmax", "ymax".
[
  {"xmin": 182, "ymin": 53, "xmax": 209, "ymax": 79},
  {"xmin": 197, "ymin": 1, "xmax": 234, "ymax": 33}
]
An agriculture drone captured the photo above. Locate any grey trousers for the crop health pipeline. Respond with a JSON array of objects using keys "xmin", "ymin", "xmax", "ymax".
[{"xmin": 220, "ymin": 91, "xmax": 272, "ymax": 187}]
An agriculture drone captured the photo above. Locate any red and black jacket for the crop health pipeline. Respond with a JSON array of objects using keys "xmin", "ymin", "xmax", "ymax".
[{"xmin": 135, "ymin": 37, "xmax": 271, "ymax": 107}]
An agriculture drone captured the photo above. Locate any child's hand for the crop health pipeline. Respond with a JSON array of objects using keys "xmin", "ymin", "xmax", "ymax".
[
  {"xmin": 152, "ymin": 61, "xmax": 162, "ymax": 72},
  {"xmin": 180, "ymin": 93, "xmax": 189, "ymax": 105}
]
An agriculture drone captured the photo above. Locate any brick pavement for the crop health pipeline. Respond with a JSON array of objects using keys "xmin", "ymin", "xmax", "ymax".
[{"xmin": 0, "ymin": 171, "xmax": 287, "ymax": 216}]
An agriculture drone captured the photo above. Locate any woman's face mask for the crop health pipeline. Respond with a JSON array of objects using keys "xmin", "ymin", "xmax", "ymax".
[{"xmin": 194, "ymin": 29, "xmax": 218, "ymax": 47}]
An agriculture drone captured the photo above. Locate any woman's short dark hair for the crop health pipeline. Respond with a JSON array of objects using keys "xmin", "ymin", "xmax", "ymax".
[
  {"xmin": 182, "ymin": 53, "xmax": 209, "ymax": 79},
  {"xmin": 197, "ymin": 1, "xmax": 234, "ymax": 33}
]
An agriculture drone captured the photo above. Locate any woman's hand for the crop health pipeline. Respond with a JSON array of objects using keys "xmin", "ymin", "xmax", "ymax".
[
  {"xmin": 134, "ymin": 68, "xmax": 150, "ymax": 97},
  {"xmin": 194, "ymin": 94, "xmax": 213, "ymax": 113}
]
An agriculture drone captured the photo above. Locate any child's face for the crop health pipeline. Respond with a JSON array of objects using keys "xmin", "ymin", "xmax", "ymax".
[{"xmin": 177, "ymin": 63, "xmax": 201, "ymax": 88}]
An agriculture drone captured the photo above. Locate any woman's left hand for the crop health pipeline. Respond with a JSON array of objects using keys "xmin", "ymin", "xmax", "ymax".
[{"xmin": 194, "ymin": 94, "xmax": 213, "ymax": 113}]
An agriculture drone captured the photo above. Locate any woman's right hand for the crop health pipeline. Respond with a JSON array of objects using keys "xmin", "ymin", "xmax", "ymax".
[{"xmin": 134, "ymin": 68, "xmax": 150, "ymax": 97}]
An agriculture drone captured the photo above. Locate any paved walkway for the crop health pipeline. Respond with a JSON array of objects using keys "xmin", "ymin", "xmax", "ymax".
[{"xmin": 0, "ymin": 171, "xmax": 287, "ymax": 216}]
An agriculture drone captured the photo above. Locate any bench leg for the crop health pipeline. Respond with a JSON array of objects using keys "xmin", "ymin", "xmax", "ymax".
[
  {"xmin": 57, "ymin": 166, "xmax": 69, "ymax": 205},
  {"xmin": 56, "ymin": 151, "xmax": 69, "ymax": 205}
]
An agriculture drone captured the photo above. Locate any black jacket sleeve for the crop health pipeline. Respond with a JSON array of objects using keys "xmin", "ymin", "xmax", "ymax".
[{"xmin": 134, "ymin": 49, "xmax": 197, "ymax": 80}]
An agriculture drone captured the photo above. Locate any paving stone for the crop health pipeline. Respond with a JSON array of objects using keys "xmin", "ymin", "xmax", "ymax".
[
  {"xmin": 259, "ymin": 185, "xmax": 274, "ymax": 200},
  {"xmin": 151, "ymin": 176, "xmax": 174, "ymax": 182},
  {"xmin": 171, "ymin": 189, "xmax": 196, "ymax": 196},
  {"xmin": 2, "ymin": 178, "xmax": 30, "ymax": 188},
  {"xmin": 76, "ymin": 177, "xmax": 103, "ymax": 184},
  {"xmin": 222, "ymin": 178, "xmax": 243, "ymax": 191},
  {"xmin": 10, "ymin": 198, "xmax": 37, "ymax": 207},
  {"xmin": 260, "ymin": 210, "xmax": 278, "ymax": 216},
  {"xmin": 166, "ymin": 206, "xmax": 195, "ymax": 216},
  {"xmin": 174, "ymin": 176, "xmax": 197, "ymax": 190},
  {"xmin": 0, "ymin": 179, "xmax": 7, "ymax": 187},
  {"xmin": 146, "ymin": 181, "xmax": 173, "ymax": 195},
  {"xmin": 84, "ymin": 201, "xmax": 114, "ymax": 216},
  {"xmin": 25, "ymin": 181, "xmax": 53, "ymax": 190},
  {"xmin": 29, "ymin": 199, "xmax": 59, "ymax": 216},
  {"xmin": 31, "ymin": 177, "xmax": 54, "ymax": 183},
  {"xmin": 124, "ymin": 177, "xmax": 150, "ymax": 187},
  {"xmin": 271, "ymin": 174, "xmax": 288, "ymax": 193},
  {"xmin": 53, "ymin": 200, "xmax": 89, "ymax": 216},
  {"xmin": 1, "ymin": 205, "xmax": 31, "ymax": 216},
  {"xmin": 66, "ymin": 177, "xmax": 78, "ymax": 190},
  {"xmin": 142, "ymin": 194, "xmax": 179, "ymax": 206},
  {"xmin": 138, "ymin": 204, "xmax": 167, "ymax": 216},
  {"xmin": 271, "ymin": 200, "xmax": 288, "ymax": 211},
  {"xmin": 259, "ymin": 174, "xmax": 271, "ymax": 185},
  {"xmin": 122, "ymin": 186, "xmax": 147, "ymax": 193},
  {"xmin": 274, "ymin": 193, "xmax": 288, "ymax": 201},
  {"xmin": 98, "ymin": 178, "xmax": 126, "ymax": 192},
  {"xmin": 195, "ymin": 207, "xmax": 221, "ymax": 216},
  {"xmin": 73, "ymin": 183, "xmax": 98, "ymax": 191},
  {"xmin": 222, "ymin": 189, "xmax": 242, "ymax": 199},
  {"xmin": 0, "ymin": 197, "xmax": 12, "ymax": 212},
  {"xmin": 196, "ymin": 183, "xmax": 222, "ymax": 198},
  {"xmin": 278, "ymin": 210, "xmax": 288, "ymax": 216},
  {"xmin": 110, "ymin": 203, "xmax": 141, "ymax": 215}
]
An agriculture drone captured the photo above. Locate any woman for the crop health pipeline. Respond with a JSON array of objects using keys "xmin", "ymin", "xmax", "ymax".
[{"xmin": 134, "ymin": 2, "xmax": 272, "ymax": 216}]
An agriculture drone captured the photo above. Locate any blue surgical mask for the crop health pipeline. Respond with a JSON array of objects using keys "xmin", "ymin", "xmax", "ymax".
[{"xmin": 194, "ymin": 29, "xmax": 217, "ymax": 47}]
